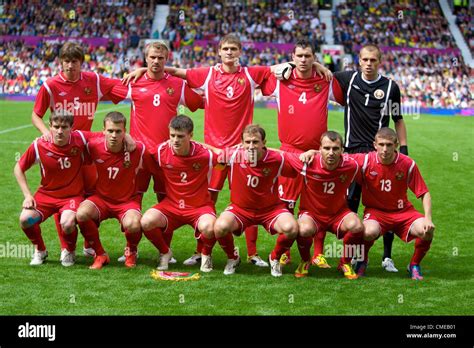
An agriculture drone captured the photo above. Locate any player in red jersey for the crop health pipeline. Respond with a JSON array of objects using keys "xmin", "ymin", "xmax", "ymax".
[
  {"xmin": 14, "ymin": 111, "xmax": 105, "ymax": 267},
  {"xmin": 351, "ymin": 128, "xmax": 435, "ymax": 280},
  {"xmin": 30, "ymin": 42, "xmax": 121, "ymax": 260},
  {"xmin": 108, "ymin": 41, "xmax": 203, "ymax": 264},
  {"xmin": 76, "ymin": 112, "xmax": 167, "ymax": 269},
  {"xmin": 140, "ymin": 115, "xmax": 237, "ymax": 273},
  {"xmin": 260, "ymin": 40, "xmax": 339, "ymax": 267},
  {"xmin": 284, "ymin": 131, "xmax": 364, "ymax": 279},
  {"xmin": 211, "ymin": 125, "xmax": 299, "ymax": 277}
]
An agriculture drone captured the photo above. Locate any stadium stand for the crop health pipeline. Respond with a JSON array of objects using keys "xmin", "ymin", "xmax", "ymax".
[{"xmin": 0, "ymin": 0, "xmax": 472, "ymax": 109}]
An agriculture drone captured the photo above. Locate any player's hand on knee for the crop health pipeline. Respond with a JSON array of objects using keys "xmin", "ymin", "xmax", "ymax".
[
  {"xmin": 22, "ymin": 195, "xmax": 36, "ymax": 209},
  {"xmin": 423, "ymin": 219, "xmax": 435, "ymax": 236}
]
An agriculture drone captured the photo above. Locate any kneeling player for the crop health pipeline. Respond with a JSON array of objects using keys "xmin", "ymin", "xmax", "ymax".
[
  {"xmin": 286, "ymin": 131, "xmax": 364, "ymax": 279},
  {"xmin": 76, "ymin": 112, "xmax": 166, "ymax": 269},
  {"xmin": 14, "ymin": 111, "xmax": 104, "ymax": 266},
  {"xmin": 212, "ymin": 125, "xmax": 299, "ymax": 277},
  {"xmin": 351, "ymin": 128, "xmax": 435, "ymax": 280},
  {"xmin": 141, "ymin": 115, "xmax": 233, "ymax": 273}
]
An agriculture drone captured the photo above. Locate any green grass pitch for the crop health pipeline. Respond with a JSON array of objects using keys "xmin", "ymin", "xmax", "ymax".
[{"xmin": 0, "ymin": 100, "xmax": 473, "ymax": 315}]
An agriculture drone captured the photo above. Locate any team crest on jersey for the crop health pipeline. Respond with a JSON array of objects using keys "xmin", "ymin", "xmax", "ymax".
[
  {"xmin": 339, "ymin": 174, "xmax": 347, "ymax": 183},
  {"xmin": 237, "ymin": 78, "xmax": 245, "ymax": 86},
  {"xmin": 123, "ymin": 160, "xmax": 131, "ymax": 168},
  {"xmin": 369, "ymin": 171, "xmax": 378, "ymax": 177},
  {"xmin": 262, "ymin": 168, "xmax": 271, "ymax": 177},
  {"xmin": 395, "ymin": 171, "xmax": 405, "ymax": 180},
  {"xmin": 84, "ymin": 87, "xmax": 92, "ymax": 95},
  {"xmin": 314, "ymin": 84, "xmax": 322, "ymax": 93},
  {"xmin": 374, "ymin": 89, "xmax": 384, "ymax": 99},
  {"xmin": 46, "ymin": 152, "xmax": 54, "ymax": 157},
  {"xmin": 70, "ymin": 147, "xmax": 79, "ymax": 156},
  {"xmin": 166, "ymin": 87, "xmax": 175, "ymax": 96},
  {"xmin": 192, "ymin": 162, "xmax": 201, "ymax": 171}
]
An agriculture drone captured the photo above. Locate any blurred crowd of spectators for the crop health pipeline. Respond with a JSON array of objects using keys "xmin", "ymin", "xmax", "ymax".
[
  {"xmin": 161, "ymin": 0, "xmax": 326, "ymax": 50},
  {"xmin": 0, "ymin": 0, "xmax": 472, "ymax": 109},
  {"xmin": 0, "ymin": 40, "xmax": 145, "ymax": 95},
  {"xmin": 454, "ymin": 7, "xmax": 473, "ymax": 55},
  {"xmin": 1, "ymin": 0, "xmax": 154, "ymax": 42},
  {"xmin": 334, "ymin": 0, "xmax": 457, "ymax": 55}
]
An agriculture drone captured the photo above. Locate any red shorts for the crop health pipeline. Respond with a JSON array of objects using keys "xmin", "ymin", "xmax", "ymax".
[
  {"xmin": 33, "ymin": 191, "xmax": 83, "ymax": 222},
  {"xmin": 85, "ymin": 194, "xmax": 142, "ymax": 225},
  {"xmin": 363, "ymin": 207, "xmax": 425, "ymax": 243},
  {"xmin": 224, "ymin": 203, "xmax": 291, "ymax": 236},
  {"xmin": 278, "ymin": 146, "xmax": 304, "ymax": 205},
  {"xmin": 136, "ymin": 166, "xmax": 166, "ymax": 195},
  {"xmin": 151, "ymin": 199, "xmax": 216, "ymax": 237},
  {"xmin": 82, "ymin": 164, "xmax": 97, "ymax": 196},
  {"xmin": 208, "ymin": 166, "xmax": 229, "ymax": 192},
  {"xmin": 299, "ymin": 208, "xmax": 355, "ymax": 239}
]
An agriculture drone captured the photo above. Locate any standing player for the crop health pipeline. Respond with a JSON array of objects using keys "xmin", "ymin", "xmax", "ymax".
[
  {"xmin": 330, "ymin": 44, "xmax": 409, "ymax": 272},
  {"xmin": 284, "ymin": 131, "xmax": 363, "ymax": 279},
  {"xmin": 14, "ymin": 111, "xmax": 105, "ymax": 267},
  {"xmin": 212, "ymin": 125, "xmax": 299, "ymax": 277},
  {"xmin": 31, "ymin": 42, "xmax": 121, "ymax": 261},
  {"xmin": 76, "ymin": 112, "xmax": 168, "ymax": 269},
  {"xmin": 140, "ymin": 115, "xmax": 238, "ymax": 273},
  {"xmin": 108, "ymin": 41, "xmax": 203, "ymax": 263},
  {"xmin": 260, "ymin": 39, "xmax": 337, "ymax": 268},
  {"xmin": 351, "ymin": 128, "xmax": 434, "ymax": 280}
]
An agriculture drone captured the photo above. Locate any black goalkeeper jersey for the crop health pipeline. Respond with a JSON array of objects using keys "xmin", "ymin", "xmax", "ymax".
[{"xmin": 334, "ymin": 70, "xmax": 403, "ymax": 149}]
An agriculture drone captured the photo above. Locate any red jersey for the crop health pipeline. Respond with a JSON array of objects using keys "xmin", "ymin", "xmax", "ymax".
[
  {"xmin": 352, "ymin": 151, "xmax": 429, "ymax": 212},
  {"xmin": 260, "ymin": 69, "xmax": 336, "ymax": 151},
  {"xmin": 153, "ymin": 140, "xmax": 216, "ymax": 207},
  {"xmin": 108, "ymin": 73, "xmax": 203, "ymax": 155},
  {"xmin": 33, "ymin": 71, "xmax": 119, "ymax": 131},
  {"xmin": 186, "ymin": 64, "xmax": 271, "ymax": 147},
  {"xmin": 86, "ymin": 138, "xmax": 145, "ymax": 204},
  {"xmin": 285, "ymin": 152, "xmax": 359, "ymax": 215},
  {"xmin": 228, "ymin": 147, "xmax": 296, "ymax": 210},
  {"xmin": 19, "ymin": 131, "xmax": 90, "ymax": 198}
]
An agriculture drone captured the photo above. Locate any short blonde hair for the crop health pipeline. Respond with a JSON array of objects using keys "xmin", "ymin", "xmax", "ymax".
[{"xmin": 144, "ymin": 41, "xmax": 170, "ymax": 58}]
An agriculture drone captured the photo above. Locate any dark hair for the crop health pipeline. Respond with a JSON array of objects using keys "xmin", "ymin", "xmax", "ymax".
[
  {"xmin": 218, "ymin": 33, "xmax": 242, "ymax": 50},
  {"xmin": 50, "ymin": 109, "xmax": 74, "ymax": 127},
  {"xmin": 169, "ymin": 114, "xmax": 194, "ymax": 133},
  {"xmin": 320, "ymin": 130, "xmax": 343, "ymax": 146},
  {"xmin": 375, "ymin": 127, "xmax": 398, "ymax": 143},
  {"xmin": 103, "ymin": 111, "xmax": 126, "ymax": 127},
  {"xmin": 360, "ymin": 44, "xmax": 382, "ymax": 61},
  {"xmin": 59, "ymin": 42, "xmax": 85, "ymax": 63},
  {"xmin": 242, "ymin": 124, "xmax": 266, "ymax": 141},
  {"xmin": 293, "ymin": 39, "xmax": 315, "ymax": 54}
]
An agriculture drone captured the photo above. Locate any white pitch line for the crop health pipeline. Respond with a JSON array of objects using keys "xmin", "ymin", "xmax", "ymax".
[
  {"xmin": 0, "ymin": 125, "xmax": 33, "ymax": 134},
  {"xmin": 0, "ymin": 105, "xmax": 130, "ymax": 135}
]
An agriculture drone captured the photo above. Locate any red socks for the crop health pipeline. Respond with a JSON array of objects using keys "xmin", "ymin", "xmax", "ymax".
[
  {"xmin": 22, "ymin": 224, "xmax": 46, "ymax": 251},
  {"xmin": 125, "ymin": 229, "xmax": 142, "ymax": 253},
  {"xmin": 244, "ymin": 225, "xmax": 258, "ymax": 256},
  {"xmin": 313, "ymin": 230, "xmax": 326, "ymax": 257},
  {"xmin": 296, "ymin": 235, "xmax": 313, "ymax": 262},
  {"xmin": 60, "ymin": 227, "xmax": 78, "ymax": 252},
  {"xmin": 217, "ymin": 233, "xmax": 237, "ymax": 259},
  {"xmin": 143, "ymin": 227, "xmax": 169, "ymax": 254},
  {"xmin": 78, "ymin": 220, "xmax": 105, "ymax": 255},
  {"xmin": 271, "ymin": 233, "xmax": 295, "ymax": 260},
  {"xmin": 53, "ymin": 213, "xmax": 69, "ymax": 250},
  {"xmin": 411, "ymin": 238, "xmax": 432, "ymax": 266},
  {"xmin": 200, "ymin": 235, "xmax": 217, "ymax": 256}
]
